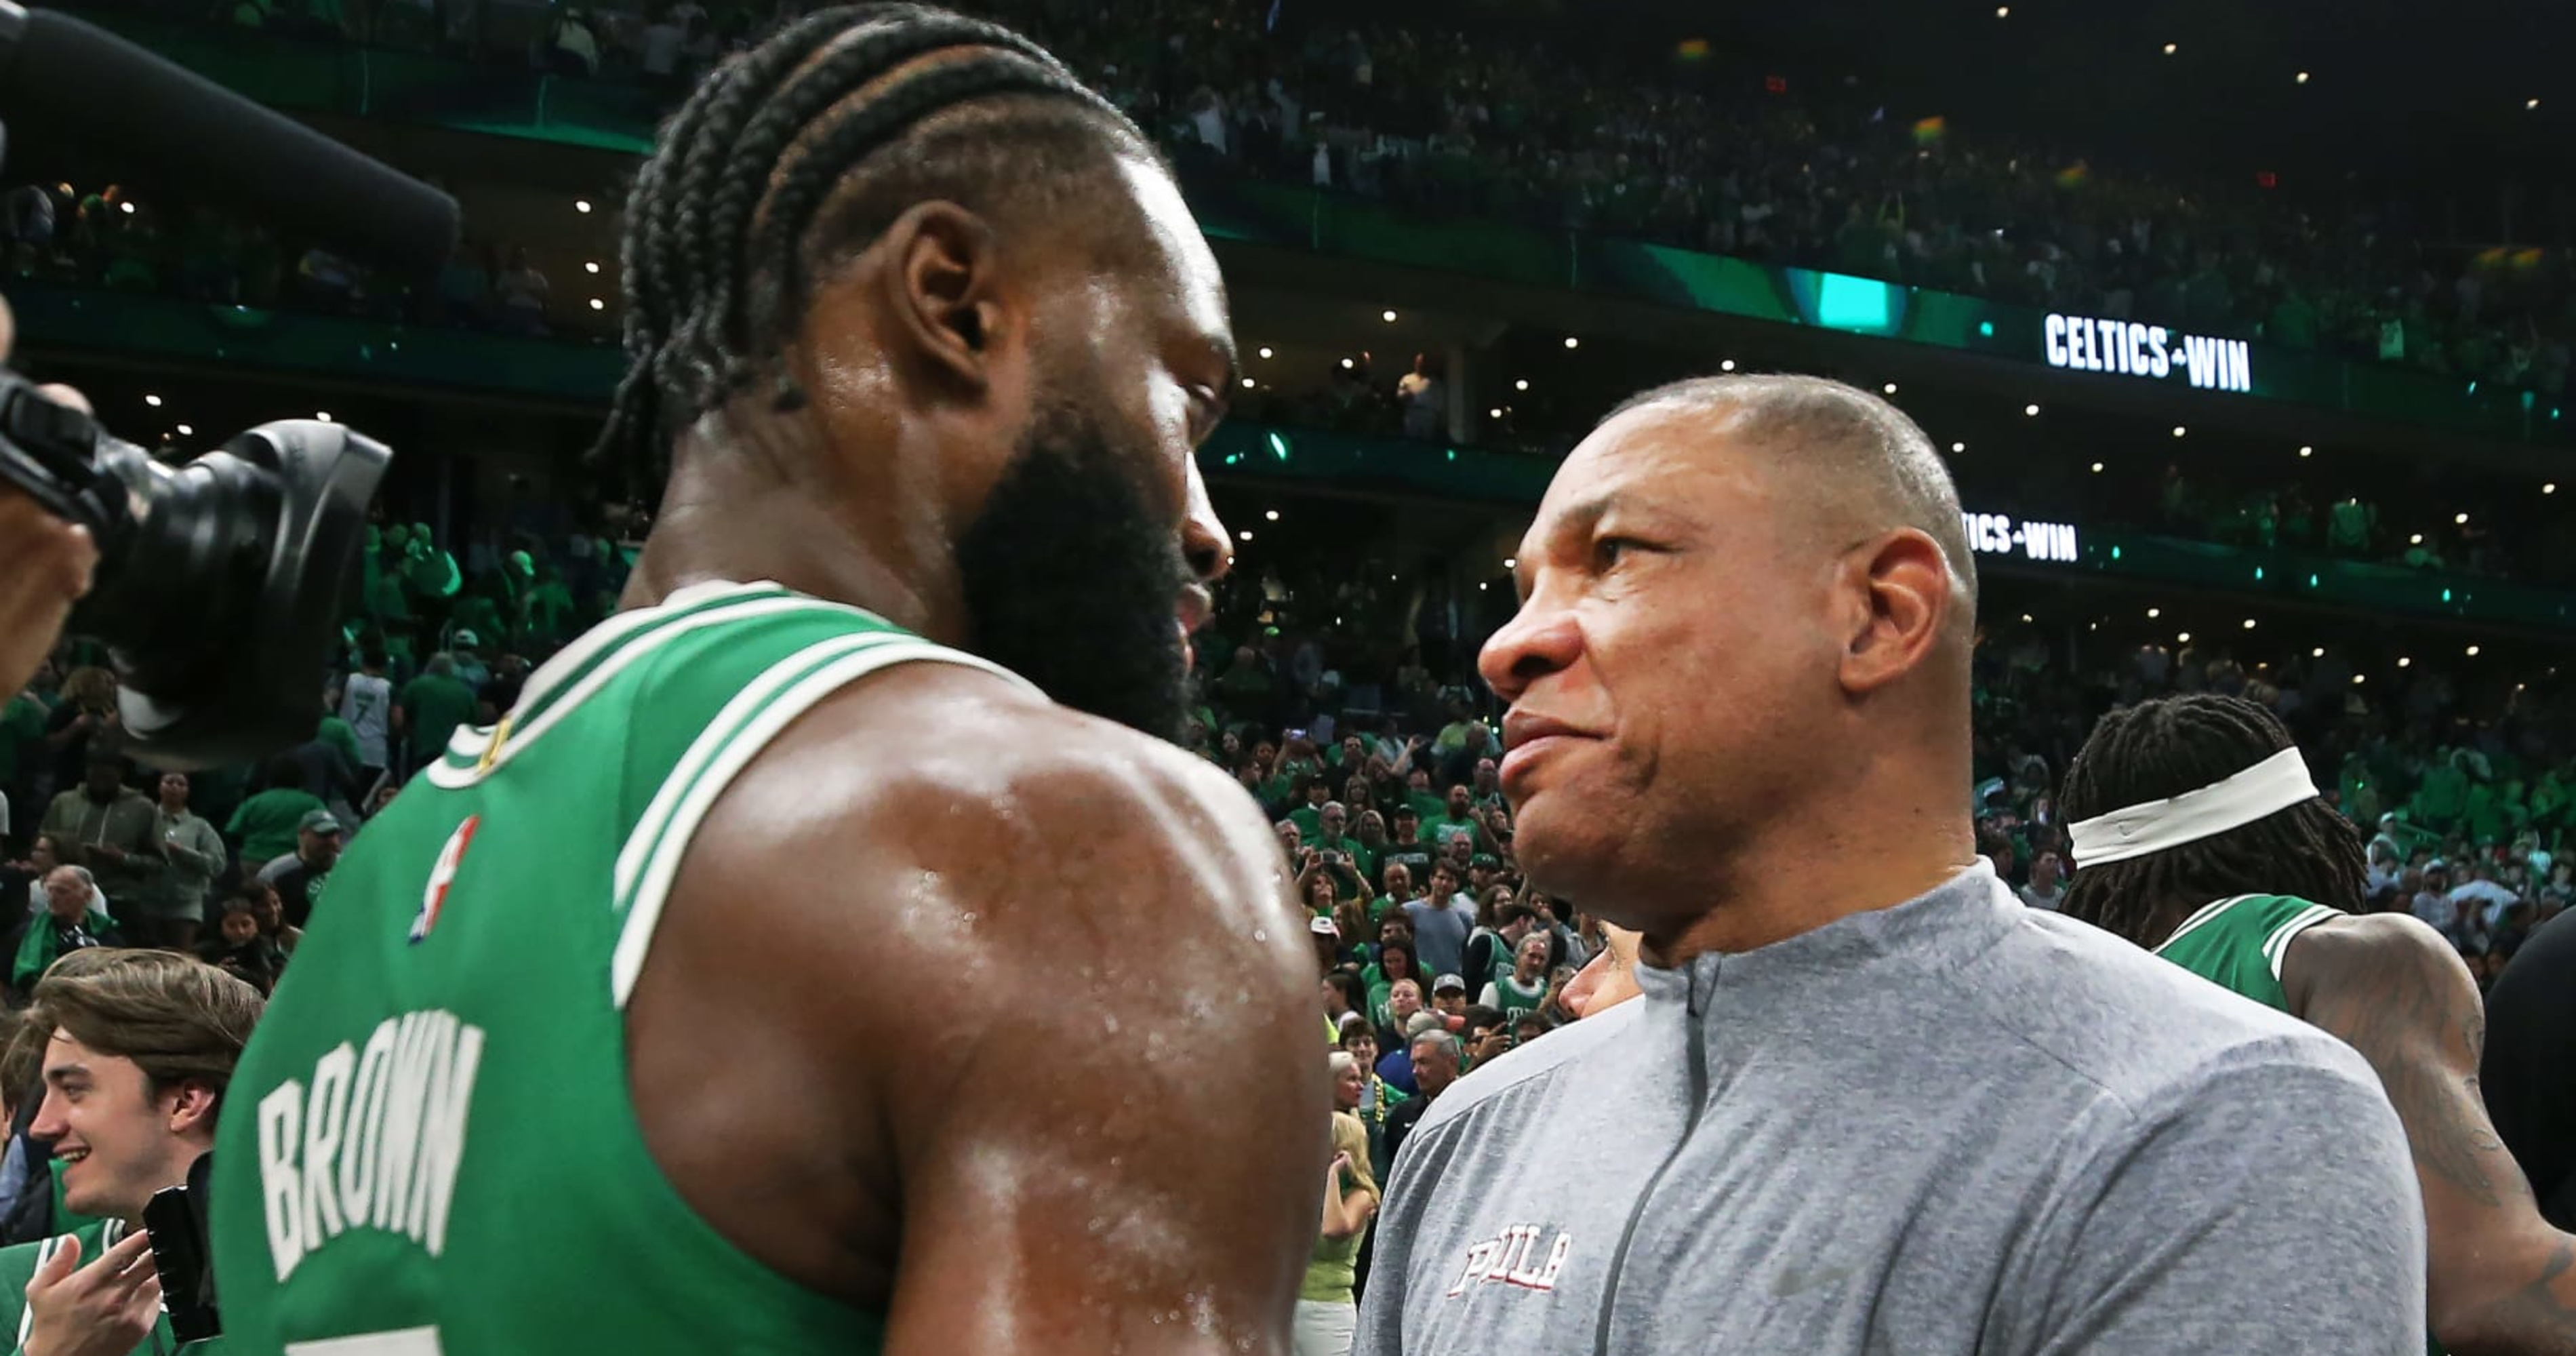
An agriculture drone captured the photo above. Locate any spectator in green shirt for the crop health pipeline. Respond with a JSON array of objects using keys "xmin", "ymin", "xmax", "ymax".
[
  {"xmin": 226, "ymin": 758, "xmax": 325, "ymax": 867},
  {"xmin": 1425, "ymin": 784, "xmax": 1483, "ymax": 852},
  {"xmin": 395, "ymin": 652, "xmax": 481, "ymax": 772}
]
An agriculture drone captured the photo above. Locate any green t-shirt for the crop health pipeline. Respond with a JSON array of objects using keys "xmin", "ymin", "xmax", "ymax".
[
  {"xmin": 228, "ymin": 786, "xmax": 325, "ymax": 865},
  {"xmin": 1426, "ymin": 814, "xmax": 1481, "ymax": 851},
  {"xmin": 1483, "ymin": 970, "xmax": 1548, "ymax": 1020},
  {"xmin": 398, "ymin": 672, "xmax": 481, "ymax": 761},
  {"xmin": 1300, "ymin": 1168, "xmax": 1372, "ymax": 1304},
  {"xmin": 318, "ymin": 715, "xmax": 363, "ymax": 774},
  {"xmin": 0, "ymin": 692, "xmax": 47, "ymax": 786}
]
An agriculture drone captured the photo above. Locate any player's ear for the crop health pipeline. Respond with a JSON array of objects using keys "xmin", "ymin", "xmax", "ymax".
[{"xmin": 879, "ymin": 199, "xmax": 1009, "ymax": 397}]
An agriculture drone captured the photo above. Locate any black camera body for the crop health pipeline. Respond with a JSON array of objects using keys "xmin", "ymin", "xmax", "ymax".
[{"xmin": 0, "ymin": 370, "xmax": 390, "ymax": 768}]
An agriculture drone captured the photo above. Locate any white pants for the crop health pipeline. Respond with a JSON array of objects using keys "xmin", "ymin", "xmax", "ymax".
[{"xmin": 1293, "ymin": 1299, "xmax": 1357, "ymax": 1356}]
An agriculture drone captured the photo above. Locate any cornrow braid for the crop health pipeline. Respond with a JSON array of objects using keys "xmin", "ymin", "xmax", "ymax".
[
  {"xmin": 2058, "ymin": 693, "xmax": 2367, "ymax": 949},
  {"xmin": 587, "ymin": 2, "xmax": 1142, "ymax": 485}
]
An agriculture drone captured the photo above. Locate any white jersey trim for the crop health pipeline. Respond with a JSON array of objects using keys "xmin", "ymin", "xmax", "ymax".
[
  {"xmin": 2261, "ymin": 903, "xmax": 2339, "ymax": 981},
  {"xmin": 608, "ymin": 637, "xmax": 1040, "ymax": 1008},
  {"xmin": 2152, "ymin": 894, "xmax": 2255, "ymax": 955}
]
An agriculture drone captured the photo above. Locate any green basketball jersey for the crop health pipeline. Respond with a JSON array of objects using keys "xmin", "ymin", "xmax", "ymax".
[
  {"xmin": 2151, "ymin": 893, "xmax": 2341, "ymax": 1014},
  {"xmin": 211, "ymin": 580, "xmax": 1036, "ymax": 1354}
]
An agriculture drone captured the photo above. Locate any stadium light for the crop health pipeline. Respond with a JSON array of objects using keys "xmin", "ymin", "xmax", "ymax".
[
  {"xmin": 2162, "ymin": 42, "xmax": 2177, "ymax": 54},
  {"xmin": 2089, "ymin": 462, "xmax": 2104, "ymax": 473},
  {"xmin": 1238, "ymin": 530, "xmax": 1253, "ymax": 542},
  {"xmin": 2171, "ymin": 425, "xmax": 2187, "ymax": 438},
  {"xmin": 2019, "ymin": 614, "xmax": 2033, "ymax": 623},
  {"xmin": 2146, "ymin": 607, "xmax": 2160, "ymax": 618},
  {"xmin": 1489, "ymin": 407, "xmax": 1504, "ymax": 418},
  {"xmin": 1951, "ymin": 441, "xmax": 1967, "ymax": 453},
  {"xmin": 1241, "ymin": 378, "xmax": 1255, "ymax": 388},
  {"xmin": 2467, "ymin": 645, "xmax": 2482, "ymax": 656},
  {"xmin": 1720, "ymin": 359, "xmax": 1737, "ymax": 372},
  {"xmin": 1340, "ymin": 357, "xmax": 1354, "ymax": 370},
  {"xmin": 2410, "ymin": 534, "xmax": 2424, "ymax": 545},
  {"xmin": 2354, "ymin": 675, "xmax": 2366, "ymax": 685},
  {"xmin": 2529, "ymin": 98, "xmax": 2543, "ymax": 110},
  {"xmin": 2299, "ymin": 445, "xmax": 2314, "ymax": 457},
  {"xmin": 1263, "ymin": 510, "xmax": 1279, "ymax": 521},
  {"xmin": 1504, "ymin": 557, "xmax": 1517, "ymax": 569},
  {"xmin": 588, "ymin": 298, "xmax": 605, "ymax": 311},
  {"xmin": 2455, "ymin": 512, "xmax": 2470, "ymax": 524},
  {"xmin": 1515, "ymin": 378, "xmax": 1530, "ymax": 391},
  {"xmin": 1883, "ymin": 383, "xmax": 1898, "ymax": 395},
  {"xmin": 2295, "ymin": 71, "xmax": 2311, "ymax": 84},
  {"xmin": 1382, "ymin": 309, "xmax": 1398, "ymax": 323},
  {"xmin": 575, "ymin": 199, "xmax": 593, "ymax": 213},
  {"xmin": 144, "ymin": 394, "xmax": 162, "ymax": 407},
  {"xmin": 2177, "ymin": 632, "xmax": 2191, "ymax": 643},
  {"xmin": 1994, "ymin": 4, "xmax": 2007, "ymax": 14},
  {"xmin": 2545, "ymin": 482, "xmax": 2559, "ymax": 494},
  {"xmin": 175, "ymin": 424, "xmax": 192, "ymax": 436},
  {"xmin": 1257, "ymin": 346, "xmax": 1274, "ymax": 359},
  {"xmin": 2398, "ymin": 656, "xmax": 2413, "ymax": 667},
  {"xmin": 2312, "ymin": 647, "xmax": 2325, "ymax": 658},
  {"xmin": 2242, "ymin": 618, "xmax": 2257, "ymax": 630},
  {"xmin": 584, "ymin": 261, "xmax": 600, "ymax": 275},
  {"xmin": 1564, "ymin": 337, "xmax": 1580, "ymax": 349},
  {"xmin": 2024, "ymin": 403, "xmax": 2040, "ymax": 416},
  {"xmin": 315, "ymin": 412, "xmax": 333, "ymax": 422}
]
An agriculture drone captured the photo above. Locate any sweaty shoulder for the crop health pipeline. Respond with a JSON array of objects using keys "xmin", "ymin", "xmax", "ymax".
[{"xmin": 1962, "ymin": 894, "xmax": 2386, "ymax": 1119}]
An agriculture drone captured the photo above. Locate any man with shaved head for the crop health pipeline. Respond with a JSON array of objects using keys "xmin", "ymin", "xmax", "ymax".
[{"xmin": 1356, "ymin": 375, "xmax": 2423, "ymax": 1354}]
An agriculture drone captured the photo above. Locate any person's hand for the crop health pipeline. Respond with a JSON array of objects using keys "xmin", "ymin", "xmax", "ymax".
[
  {"xmin": 1327, "ymin": 1151, "xmax": 1352, "ymax": 1183},
  {"xmin": 0, "ymin": 295, "xmax": 101, "ymax": 698},
  {"xmin": 22, "ymin": 1228, "xmax": 161, "ymax": 1356}
]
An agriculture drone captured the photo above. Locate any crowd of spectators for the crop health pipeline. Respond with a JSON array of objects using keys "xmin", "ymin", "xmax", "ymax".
[
  {"xmin": 56, "ymin": 0, "xmax": 2576, "ymax": 397},
  {"xmin": 0, "ymin": 502, "xmax": 635, "ymax": 1005}
]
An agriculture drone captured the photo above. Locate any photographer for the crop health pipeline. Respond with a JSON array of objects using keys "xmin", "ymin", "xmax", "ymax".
[
  {"xmin": 0, "ymin": 298, "xmax": 100, "ymax": 700},
  {"xmin": 0, "ymin": 949, "xmax": 262, "ymax": 1356}
]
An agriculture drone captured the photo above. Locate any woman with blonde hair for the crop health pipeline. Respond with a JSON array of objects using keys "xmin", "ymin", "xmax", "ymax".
[{"xmin": 1299, "ymin": 1060, "xmax": 1380, "ymax": 1356}]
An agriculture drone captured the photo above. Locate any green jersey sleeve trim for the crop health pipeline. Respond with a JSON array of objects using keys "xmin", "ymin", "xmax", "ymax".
[
  {"xmin": 2260, "ymin": 902, "xmax": 2339, "ymax": 980},
  {"xmin": 2154, "ymin": 894, "xmax": 2257, "ymax": 955},
  {"xmin": 607, "ymin": 635, "xmax": 1042, "ymax": 1008}
]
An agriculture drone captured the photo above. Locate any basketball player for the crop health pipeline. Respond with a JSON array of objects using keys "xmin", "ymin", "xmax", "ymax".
[
  {"xmin": 207, "ymin": 7, "xmax": 1325, "ymax": 1352},
  {"xmin": 1359, "ymin": 376, "xmax": 2421, "ymax": 1354},
  {"xmin": 2061, "ymin": 693, "xmax": 2576, "ymax": 1353}
]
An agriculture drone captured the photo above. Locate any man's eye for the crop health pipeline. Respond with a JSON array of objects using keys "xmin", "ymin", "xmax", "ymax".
[{"xmin": 1595, "ymin": 536, "xmax": 1645, "ymax": 567}]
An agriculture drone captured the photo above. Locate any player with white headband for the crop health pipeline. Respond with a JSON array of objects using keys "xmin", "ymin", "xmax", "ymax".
[{"xmin": 2061, "ymin": 692, "xmax": 2576, "ymax": 1355}]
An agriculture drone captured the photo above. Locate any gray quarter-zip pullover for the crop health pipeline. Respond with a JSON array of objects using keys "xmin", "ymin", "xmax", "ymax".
[{"xmin": 1357, "ymin": 864, "xmax": 2423, "ymax": 1354}]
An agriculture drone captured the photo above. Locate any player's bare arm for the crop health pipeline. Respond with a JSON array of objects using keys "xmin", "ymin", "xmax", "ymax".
[
  {"xmin": 628, "ymin": 662, "xmax": 1329, "ymax": 1355},
  {"xmin": 2287, "ymin": 913, "xmax": 2576, "ymax": 1355}
]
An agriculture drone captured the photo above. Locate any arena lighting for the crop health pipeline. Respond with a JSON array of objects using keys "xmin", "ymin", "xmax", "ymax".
[
  {"xmin": 1340, "ymin": 357, "xmax": 1354, "ymax": 370},
  {"xmin": 1720, "ymin": 359, "xmax": 1737, "ymax": 372},
  {"xmin": 2398, "ymin": 656, "xmax": 2413, "ymax": 667},
  {"xmin": 2455, "ymin": 513, "xmax": 2470, "ymax": 524},
  {"xmin": 174, "ymin": 424, "xmax": 192, "ymax": 436},
  {"xmin": 2312, "ymin": 647, "xmax": 2325, "ymax": 658},
  {"xmin": 1950, "ymin": 441, "xmax": 1967, "ymax": 452},
  {"xmin": 1504, "ymin": 557, "xmax": 1518, "ymax": 568},
  {"xmin": 2177, "ymin": 632, "xmax": 2190, "ymax": 643},
  {"xmin": 2090, "ymin": 462, "xmax": 2104, "ymax": 473},
  {"xmin": 2019, "ymin": 614, "xmax": 2033, "ymax": 623},
  {"xmin": 2024, "ymin": 403, "xmax": 2040, "ymax": 416},
  {"xmin": 1564, "ymin": 337, "xmax": 1580, "ymax": 349},
  {"xmin": 1237, "ymin": 530, "xmax": 1253, "ymax": 542},
  {"xmin": 575, "ymin": 199, "xmax": 594, "ymax": 213},
  {"xmin": 1257, "ymin": 346, "xmax": 1274, "ymax": 359},
  {"xmin": 2354, "ymin": 674, "xmax": 2366, "ymax": 685},
  {"xmin": 314, "ymin": 411, "xmax": 332, "ymax": 422},
  {"xmin": 2547, "ymin": 483, "xmax": 2560, "ymax": 494},
  {"xmin": 588, "ymin": 298, "xmax": 605, "ymax": 311},
  {"xmin": 1514, "ymin": 378, "xmax": 1530, "ymax": 391},
  {"xmin": 2529, "ymin": 98, "xmax": 2543, "ymax": 110},
  {"xmin": 2299, "ymin": 445, "xmax": 2314, "ymax": 457},
  {"xmin": 1240, "ymin": 378, "xmax": 1255, "ymax": 388},
  {"xmin": 584, "ymin": 261, "xmax": 600, "ymax": 275},
  {"xmin": 2171, "ymin": 426, "xmax": 2187, "ymax": 438},
  {"xmin": 1263, "ymin": 510, "xmax": 1279, "ymax": 521},
  {"xmin": 1994, "ymin": 4, "xmax": 2007, "ymax": 14},
  {"xmin": 1883, "ymin": 382, "xmax": 1898, "ymax": 395},
  {"xmin": 2146, "ymin": 607, "xmax": 2160, "ymax": 618},
  {"xmin": 2468, "ymin": 645, "xmax": 2482, "ymax": 656},
  {"xmin": 143, "ymin": 394, "xmax": 162, "ymax": 407},
  {"xmin": 1381, "ymin": 309, "xmax": 1397, "ymax": 323},
  {"xmin": 2242, "ymin": 618, "xmax": 2257, "ymax": 629},
  {"xmin": 2162, "ymin": 42, "xmax": 2177, "ymax": 54},
  {"xmin": 1489, "ymin": 407, "xmax": 1503, "ymax": 418},
  {"xmin": 2295, "ymin": 71, "xmax": 2310, "ymax": 84},
  {"xmin": 2410, "ymin": 534, "xmax": 2424, "ymax": 545}
]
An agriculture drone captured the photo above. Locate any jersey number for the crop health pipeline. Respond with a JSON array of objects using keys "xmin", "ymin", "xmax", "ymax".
[{"xmin": 286, "ymin": 1328, "xmax": 443, "ymax": 1355}]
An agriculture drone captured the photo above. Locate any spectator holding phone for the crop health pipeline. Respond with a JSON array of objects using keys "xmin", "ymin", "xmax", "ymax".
[{"xmin": 0, "ymin": 949, "xmax": 262, "ymax": 1355}]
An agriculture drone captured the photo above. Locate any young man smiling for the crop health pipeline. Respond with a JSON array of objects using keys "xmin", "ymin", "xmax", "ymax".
[{"xmin": 0, "ymin": 949, "xmax": 263, "ymax": 1356}]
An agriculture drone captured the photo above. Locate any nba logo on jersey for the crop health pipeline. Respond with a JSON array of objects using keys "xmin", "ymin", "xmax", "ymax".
[{"xmin": 413, "ymin": 814, "xmax": 481, "ymax": 943}]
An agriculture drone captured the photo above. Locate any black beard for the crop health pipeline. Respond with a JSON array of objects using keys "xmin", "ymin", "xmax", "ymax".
[{"xmin": 952, "ymin": 406, "xmax": 1192, "ymax": 742}]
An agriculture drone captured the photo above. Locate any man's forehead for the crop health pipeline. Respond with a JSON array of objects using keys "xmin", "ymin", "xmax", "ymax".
[
  {"xmin": 1118, "ymin": 159, "xmax": 1232, "ymax": 360},
  {"xmin": 1533, "ymin": 402, "xmax": 1768, "ymax": 534}
]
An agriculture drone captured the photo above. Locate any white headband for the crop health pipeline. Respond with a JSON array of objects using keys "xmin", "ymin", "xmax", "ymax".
[{"xmin": 2068, "ymin": 746, "xmax": 2319, "ymax": 868}]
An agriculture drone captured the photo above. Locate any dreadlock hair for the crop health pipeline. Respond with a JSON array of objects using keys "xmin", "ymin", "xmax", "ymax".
[
  {"xmin": 2059, "ymin": 693, "xmax": 2366, "ymax": 949},
  {"xmin": 590, "ymin": 3, "xmax": 1152, "ymax": 490}
]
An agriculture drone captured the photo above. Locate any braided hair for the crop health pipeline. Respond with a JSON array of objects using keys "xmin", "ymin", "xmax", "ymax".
[
  {"xmin": 2059, "ymin": 693, "xmax": 2366, "ymax": 948},
  {"xmin": 590, "ymin": 3, "xmax": 1149, "ymax": 487}
]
